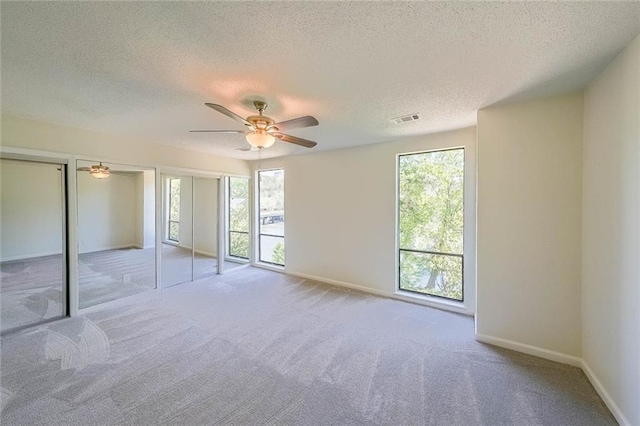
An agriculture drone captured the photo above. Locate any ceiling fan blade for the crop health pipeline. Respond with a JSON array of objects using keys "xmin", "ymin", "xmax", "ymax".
[
  {"xmin": 205, "ymin": 103, "xmax": 252, "ymax": 127},
  {"xmin": 189, "ymin": 130, "xmax": 248, "ymax": 133},
  {"xmin": 271, "ymin": 116, "xmax": 318, "ymax": 132},
  {"xmin": 272, "ymin": 132, "xmax": 317, "ymax": 148},
  {"xmin": 77, "ymin": 167, "xmax": 91, "ymax": 171}
]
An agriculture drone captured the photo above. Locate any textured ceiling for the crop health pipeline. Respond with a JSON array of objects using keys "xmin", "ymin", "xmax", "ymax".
[{"xmin": 2, "ymin": 2, "xmax": 639, "ymax": 160}]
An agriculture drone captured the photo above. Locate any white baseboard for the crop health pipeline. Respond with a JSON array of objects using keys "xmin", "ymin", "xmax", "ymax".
[
  {"xmin": 466, "ymin": 334, "xmax": 632, "ymax": 424},
  {"xmin": 288, "ymin": 270, "xmax": 390, "ymax": 296},
  {"xmin": 133, "ymin": 244, "xmax": 155, "ymax": 250},
  {"xmin": 286, "ymin": 270, "xmax": 471, "ymax": 316},
  {"xmin": 581, "ymin": 359, "xmax": 630, "ymax": 426},
  {"xmin": 80, "ymin": 244, "xmax": 137, "ymax": 254},
  {"xmin": 194, "ymin": 249, "xmax": 217, "ymax": 258},
  {"xmin": 0, "ymin": 250, "xmax": 63, "ymax": 262},
  {"xmin": 474, "ymin": 333, "xmax": 582, "ymax": 367}
]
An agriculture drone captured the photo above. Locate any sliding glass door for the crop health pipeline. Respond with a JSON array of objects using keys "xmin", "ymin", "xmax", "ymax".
[{"xmin": 0, "ymin": 158, "xmax": 67, "ymax": 333}]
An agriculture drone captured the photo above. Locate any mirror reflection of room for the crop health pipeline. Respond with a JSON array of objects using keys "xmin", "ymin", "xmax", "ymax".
[
  {"xmin": 193, "ymin": 177, "xmax": 219, "ymax": 281},
  {"xmin": 0, "ymin": 158, "xmax": 67, "ymax": 333},
  {"xmin": 162, "ymin": 175, "xmax": 247, "ymax": 287},
  {"xmin": 77, "ymin": 160, "xmax": 156, "ymax": 308},
  {"xmin": 162, "ymin": 175, "xmax": 194, "ymax": 287}
]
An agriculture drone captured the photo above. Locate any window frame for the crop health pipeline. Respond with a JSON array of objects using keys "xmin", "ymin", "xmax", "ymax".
[
  {"xmin": 167, "ymin": 177, "xmax": 180, "ymax": 243},
  {"xmin": 226, "ymin": 176, "xmax": 250, "ymax": 260},
  {"xmin": 396, "ymin": 147, "xmax": 466, "ymax": 302},
  {"xmin": 257, "ymin": 168, "xmax": 285, "ymax": 267}
]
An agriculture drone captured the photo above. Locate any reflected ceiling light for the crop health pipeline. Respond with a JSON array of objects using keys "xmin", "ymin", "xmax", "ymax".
[
  {"xmin": 90, "ymin": 163, "xmax": 110, "ymax": 179},
  {"xmin": 246, "ymin": 129, "xmax": 275, "ymax": 149}
]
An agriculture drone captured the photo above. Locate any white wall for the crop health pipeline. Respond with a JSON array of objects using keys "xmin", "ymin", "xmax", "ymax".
[
  {"xmin": 135, "ymin": 173, "xmax": 144, "ymax": 248},
  {"xmin": 177, "ymin": 177, "xmax": 193, "ymax": 249},
  {"xmin": 582, "ymin": 34, "xmax": 639, "ymax": 426},
  {"xmin": 77, "ymin": 171, "xmax": 137, "ymax": 253},
  {"xmin": 254, "ymin": 127, "xmax": 477, "ymax": 312},
  {"xmin": 1, "ymin": 114, "xmax": 250, "ymax": 176},
  {"xmin": 0, "ymin": 159, "xmax": 63, "ymax": 260},
  {"xmin": 143, "ymin": 170, "xmax": 155, "ymax": 248},
  {"xmin": 135, "ymin": 170, "xmax": 156, "ymax": 249},
  {"xmin": 194, "ymin": 177, "xmax": 218, "ymax": 257},
  {"xmin": 476, "ymin": 92, "xmax": 584, "ymax": 357}
]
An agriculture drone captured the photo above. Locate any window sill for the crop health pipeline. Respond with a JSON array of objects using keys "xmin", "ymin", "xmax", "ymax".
[
  {"xmin": 393, "ymin": 290, "xmax": 472, "ymax": 316},
  {"xmin": 225, "ymin": 256, "xmax": 250, "ymax": 264},
  {"xmin": 253, "ymin": 262, "xmax": 285, "ymax": 272}
]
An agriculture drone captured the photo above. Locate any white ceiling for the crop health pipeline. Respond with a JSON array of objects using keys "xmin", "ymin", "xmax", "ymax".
[{"xmin": 2, "ymin": 2, "xmax": 639, "ymax": 160}]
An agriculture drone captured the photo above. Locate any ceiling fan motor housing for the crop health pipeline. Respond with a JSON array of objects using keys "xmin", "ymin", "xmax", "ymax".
[
  {"xmin": 247, "ymin": 101, "xmax": 276, "ymax": 131},
  {"xmin": 247, "ymin": 115, "xmax": 275, "ymax": 130}
]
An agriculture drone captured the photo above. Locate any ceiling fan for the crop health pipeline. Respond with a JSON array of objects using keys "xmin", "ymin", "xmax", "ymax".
[
  {"xmin": 190, "ymin": 101, "xmax": 319, "ymax": 149},
  {"xmin": 77, "ymin": 162, "xmax": 110, "ymax": 179},
  {"xmin": 77, "ymin": 163, "xmax": 135, "ymax": 179}
]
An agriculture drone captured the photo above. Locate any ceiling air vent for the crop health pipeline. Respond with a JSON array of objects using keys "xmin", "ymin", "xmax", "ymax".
[{"xmin": 391, "ymin": 113, "xmax": 420, "ymax": 124}]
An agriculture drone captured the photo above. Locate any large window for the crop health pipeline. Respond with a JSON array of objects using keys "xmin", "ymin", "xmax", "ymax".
[
  {"xmin": 258, "ymin": 169, "xmax": 285, "ymax": 266},
  {"xmin": 168, "ymin": 178, "xmax": 180, "ymax": 242},
  {"xmin": 227, "ymin": 177, "xmax": 250, "ymax": 259},
  {"xmin": 398, "ymin": 148, "xmax": 464, "ymax": 301}
]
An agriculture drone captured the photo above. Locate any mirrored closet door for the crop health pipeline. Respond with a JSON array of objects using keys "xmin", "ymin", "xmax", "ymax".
[
  {"xmin": 162, "ymin": 174, "xmax": 193, "ymax": 288},
  {"xmin": 1, "ymin": 158, "xmax": 67, "ymax": 333},
  {"xmin": 77, "ymin": 160, "xmax": 156, "ymax": 309},
  {"xmin": 161, "ymin": 175, "xmax": 194, "ymax": 287},
  {"xmin": 193, "ymin": 177, "xmax": 220, "ymax": 281},
  {"xmin": 161, "ymin": 174, "xmax": 224, "ymax": 286},
  {"xmin": 161, "ymin": 174, "xmax": 249, "ymax": 287}
]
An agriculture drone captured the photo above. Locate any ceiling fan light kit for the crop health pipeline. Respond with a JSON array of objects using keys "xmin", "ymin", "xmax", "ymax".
[
  {"xmin": 192, "ymin": 100, "xmax": 319, "ymax": 150},
  {"xmin": 244, "ymin": 101, "xmax": 276, "ymax": 149},
  {"xmin": 246, "ymin": 129, "xmax": 275, "ymax": 149},
  {"xmin": 89, "ymin": 163, "xmax": 110, "ymax": 179}
]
